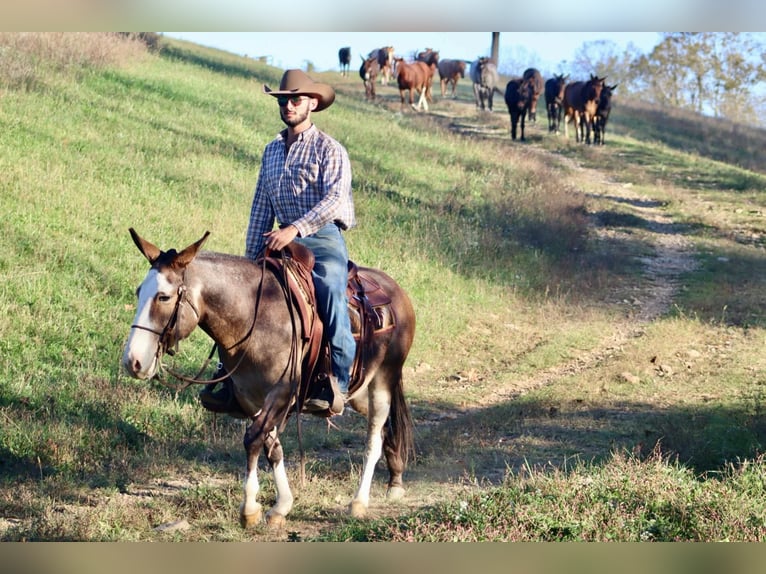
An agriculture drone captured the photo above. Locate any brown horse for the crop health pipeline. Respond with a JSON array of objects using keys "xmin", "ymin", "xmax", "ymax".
[
  {"xmin": 359, "ymin": 54, "xmax": 380, "ymax": 100},
  {"xmin": 121, "ymin": 229, "xmax": 416, "ymax": 529},
  {"xmin": 563, "ymin": 74, "xmax": 606, "ymax": 144},
  {"xmin": 438, "ymin": 59, "xmax": 467, "ymax": 98},
  {"xmin": 393, "ymin": 57, "xmax": 430, "ymax": 111},
  {"xmin": 522, "ymin": 68, "xmax": 543, "ymax": 123}
]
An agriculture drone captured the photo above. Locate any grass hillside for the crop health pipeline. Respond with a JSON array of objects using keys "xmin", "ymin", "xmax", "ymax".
[{"xmin": 2, "ymin": 34, "xmax": 766, "ymax": 542}]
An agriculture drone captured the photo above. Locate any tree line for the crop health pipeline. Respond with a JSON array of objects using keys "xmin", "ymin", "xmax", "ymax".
[
  {"xmin": 497, "ymin": 33, "xmax": 766, "ymax": 126},
  {"xmin": 571, "ymin": 32, "xmax": 766, "ymax": 125}
]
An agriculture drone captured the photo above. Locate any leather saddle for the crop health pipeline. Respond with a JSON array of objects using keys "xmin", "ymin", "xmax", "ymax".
[{"xmin": 260, "ymin": 243, "xmax": 397, "ymax": 405}]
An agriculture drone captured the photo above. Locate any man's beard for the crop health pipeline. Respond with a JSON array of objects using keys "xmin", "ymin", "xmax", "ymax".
[{"xmin": 280, "ymin": 107, "xmax": 309, "ymax": 127}]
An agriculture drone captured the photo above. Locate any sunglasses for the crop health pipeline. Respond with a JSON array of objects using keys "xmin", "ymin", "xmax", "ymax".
[{"xmin": 276, "ymin": 95, "xmax": 306, "ymax": 107}]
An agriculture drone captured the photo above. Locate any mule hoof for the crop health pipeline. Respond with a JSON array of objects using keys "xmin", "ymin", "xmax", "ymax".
[
  {"xmin": 386, "ymin": 486, "xmax": 405, "ymax": 501},
  {"xmin": 349, "ymin": 500, "xmax": 367, "ymax": 519},
  {"xmin": 239, "ymin": 502, "xmax": 262, "ymax": 529},
  {"xmin": 266, "ymin": 512, "xmax": 286, "ymax": 530}
]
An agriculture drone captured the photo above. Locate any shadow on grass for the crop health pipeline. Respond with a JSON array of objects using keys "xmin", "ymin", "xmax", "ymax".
[{"xmin": 412, "ymin": 394, "xmax": 766, "ymax": 483}]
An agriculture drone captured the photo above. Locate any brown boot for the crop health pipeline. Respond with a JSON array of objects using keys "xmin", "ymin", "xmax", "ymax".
[{"xmin": 303, "ymin": 374, "xmax": 345, "ymax": 416}]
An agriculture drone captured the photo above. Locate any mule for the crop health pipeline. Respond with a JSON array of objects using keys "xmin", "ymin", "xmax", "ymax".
[
  {"xmin": 522, "ymin": 68, "xmax": 543, "ymax": 123},
  {"xmin": 544, "ymin": 73, "xmax": 568, "ymax": 134},
  {"xmin": 393, "ymin": 57, "xmax": 430, "ymax": 111},
  {"xmin": 437, "ymin": 59, "xmax": 466, "ymax": 98},
  {"xmin": 338, "ymin": 47, "xmax": 351, "ymax": 77},
  {"xmin": 121, "ymin": 229, "xmax": 416, "ymax": 529},
  {"xmin": 504, "ymin": 77, "xmax": 534, "ymax": 141}
]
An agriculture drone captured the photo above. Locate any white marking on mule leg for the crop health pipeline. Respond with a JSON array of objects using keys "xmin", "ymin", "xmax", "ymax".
[
  {"xmin": 265, "ymin": 457, "xmax": 293, "ymax": 529},
  {"xmin": 349, "ymin": 388, "xmax": 389, "ymax": 517},
  {"xmin": 239, "ymin": 462, "xmax": 262, "ymax": 529}
]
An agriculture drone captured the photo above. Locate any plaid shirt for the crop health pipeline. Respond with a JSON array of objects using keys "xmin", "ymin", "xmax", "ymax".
[{"xmin": 245, "ymin": 124, "xmax": 355, "ymax": 260}]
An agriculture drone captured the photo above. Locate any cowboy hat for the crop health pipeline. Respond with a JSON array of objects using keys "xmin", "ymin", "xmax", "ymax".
[{"xmin": 263, "ymin": 69, "xmax": 335, "ymax": 111}]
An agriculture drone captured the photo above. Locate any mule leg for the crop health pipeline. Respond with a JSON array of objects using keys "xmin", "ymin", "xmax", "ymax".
[
  {"xmin": 263, "ymin": 428, "xmax": 293, "ymax": 529},
  {"xmin": 239, "ymin": 391, "xmax": 292, "ymax": 529},
  {"xmin": 239, "ymin": 444, "xmax": 263, "ymax": 529},
  {"xmin": 380, "ymin": 368, "xmax": 413, "ymax": 503},
  {"xmin": 348, "ymin": 386, "xmax": 388, "ymax": 518}
]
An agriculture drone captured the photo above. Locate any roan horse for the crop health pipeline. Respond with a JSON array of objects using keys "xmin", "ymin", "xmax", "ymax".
[
  {"xmin": 470, "ymin": 57, "xmax": 501, "ymax": 111},
  {"xmin": 121, "ymin": 229, "xmax": 416, "ymax": 528}
]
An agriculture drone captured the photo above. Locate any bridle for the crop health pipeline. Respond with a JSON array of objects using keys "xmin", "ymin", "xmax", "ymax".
[
  {"xmin": 129, "ymin": 275, "xmax": 221, "ymax": 392},
  {"xmin": 130, "ymin": 283, "xmax": 194, "ymax": 358}
]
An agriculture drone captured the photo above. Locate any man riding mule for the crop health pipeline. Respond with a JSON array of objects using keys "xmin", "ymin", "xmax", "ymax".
[
  {"xmin": 122, "ymin": 229, "xmax": 416, "ymax": 525},
  {"xmin": 200, "ymin": 69, "xmax": 356, "ymax": 417}
]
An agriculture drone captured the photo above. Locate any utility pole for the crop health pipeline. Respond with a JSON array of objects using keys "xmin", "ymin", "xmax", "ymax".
[{"xmin": 491, "ymin": 33, "xmax": 500, "ymax": 64}]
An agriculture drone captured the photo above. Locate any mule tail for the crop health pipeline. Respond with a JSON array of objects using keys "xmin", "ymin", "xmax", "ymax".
[{"xmin": 384, "ymin": 374, "xmax": 415, "ymax": 468}]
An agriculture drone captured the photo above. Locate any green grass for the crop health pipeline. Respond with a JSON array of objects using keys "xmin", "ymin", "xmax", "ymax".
[{"xmin": 2, "ymin": 33, "xmax": 766, "ymax": 541}]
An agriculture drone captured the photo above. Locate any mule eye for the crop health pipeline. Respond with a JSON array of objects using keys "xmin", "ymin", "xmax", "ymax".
[{"xmin": 157, "ymin": 294, "xmax": 173, "ymax": 303}]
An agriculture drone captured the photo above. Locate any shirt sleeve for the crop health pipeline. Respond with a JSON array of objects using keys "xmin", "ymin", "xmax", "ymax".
[
  {"xmin": 244, "ymin": 166, "xmax": 275, "ymax": 260},
  {"xmin": 290, "ymin": 137, "xmax": 352, "ymax": 238}
]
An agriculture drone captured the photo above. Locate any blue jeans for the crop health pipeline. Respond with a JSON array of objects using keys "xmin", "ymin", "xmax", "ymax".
[{"xmin": 294, "ymin": 224, "xmax": 355, "ymax": 393}]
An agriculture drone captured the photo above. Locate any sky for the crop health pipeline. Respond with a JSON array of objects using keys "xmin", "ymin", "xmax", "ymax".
[{"xmin": 163, "ymin": 32, "xmax": 663, "ymax": 75}]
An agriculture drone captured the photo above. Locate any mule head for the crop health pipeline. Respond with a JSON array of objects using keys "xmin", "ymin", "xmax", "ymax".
[{"xmin": 122, "ymin": 229, "xmax": 210, "ymax": 380}]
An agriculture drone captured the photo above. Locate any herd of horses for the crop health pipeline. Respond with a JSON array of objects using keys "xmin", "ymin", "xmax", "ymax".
[{"xmin": 340, "ymin": 46, "xmax": 617, "ymax": 146}]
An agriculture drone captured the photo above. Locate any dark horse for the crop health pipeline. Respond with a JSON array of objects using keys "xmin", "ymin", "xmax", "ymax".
[
  {"xmin": 504, "ymin": 77, "xmax": 535, "ymax": 141},
  {"xmin": 121, "ymin": 229, "xmax": 416, "ymax": 529},
  {"xmin": 563, "ymin": 74, "xmax": 606, "ymax": 144},
  {"xmin": 544, "ymin": 73, "xmax": 568, "ymax": 134},
  {"xmin": 338, "ymin": 46, "xmax": 351, "ymax": 76},
  {"xmin": 593, "ymin": 83, "xmax": 617, "ymax": 145}
]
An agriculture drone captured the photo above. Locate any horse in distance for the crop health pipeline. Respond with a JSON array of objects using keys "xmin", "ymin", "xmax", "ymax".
[
  {"xmin": 121, "ymin": 229, "xmax": 417, "ymax": 529},
  {"xmin": 338, "ymin": 46, "xmax": 351, "ymax": 76},
  {"xmin": 593, "ymin": 83, "xmax": 617, "ymax": 145},
  {"xmin": 393, "ymin": 57, "xmax": 430, "ymax": 111},
  {"xmin": 470, "ymin": 57, "xmax": 501, "ymax": 111},
  {"xmin": 359, "ymin": 54, "xmax": 380, "ymax": 100},
  {"xmin": 368, "ymin": 46, "xmax": 395, "ymax": 85},
  {"xmin": 563, "ymin": 74, "xmax": 606, "ymax": 144},
  {"xmin": 415, "ymin": 48, "xmax": 439, "ymax": 103},
  {"xmin": 522, "ymin": 68, "xmax": 544, "ymax": 123},
  {"xmin": 437, "ymin": 59, "xmax": 467, "ymax": 98},
  {"xmin": 504, "ymin": 77, "xmax": 535, "ymax": 141},
  {"xmin": 544, "ymin": 73, "xmax": 568, "ymax": 134}
]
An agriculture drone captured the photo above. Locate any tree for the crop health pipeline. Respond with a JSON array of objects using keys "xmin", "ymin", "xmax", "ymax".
[{"xmin": 635, "ymin": 32, "xmax": 766, "ymax": 121}]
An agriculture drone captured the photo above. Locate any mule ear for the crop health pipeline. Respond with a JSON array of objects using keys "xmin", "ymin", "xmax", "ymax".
[
  {"xmin": 129, "ymin": 227, "xmax": 161, "ymax": 264},
  {"xmin": 174, "ymin": 231, "xmax": 210, "ymax": 268}
]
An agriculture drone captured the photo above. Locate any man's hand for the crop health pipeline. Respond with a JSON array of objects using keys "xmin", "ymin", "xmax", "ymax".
[{"xmin": 263, "ymin": 224, "xmax": 299, "ymax": 251}]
